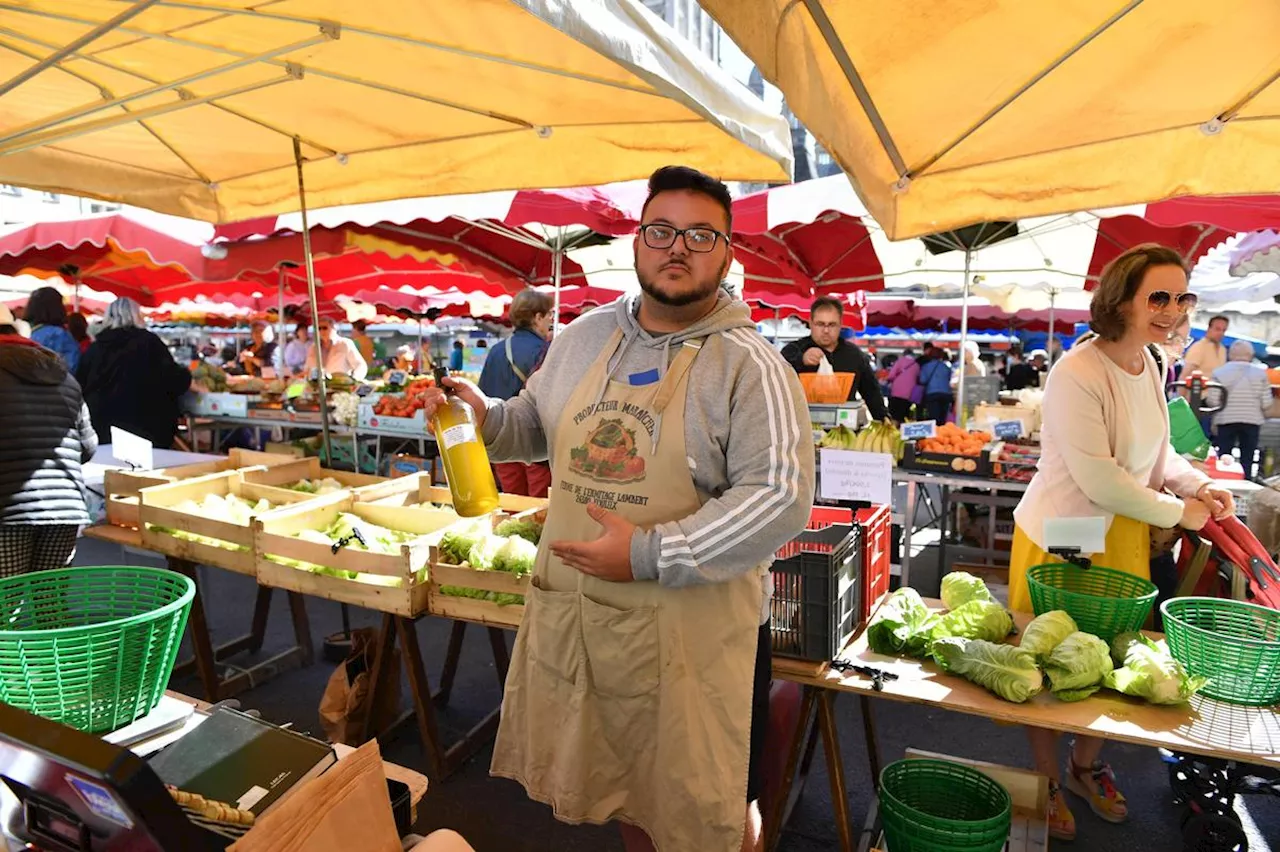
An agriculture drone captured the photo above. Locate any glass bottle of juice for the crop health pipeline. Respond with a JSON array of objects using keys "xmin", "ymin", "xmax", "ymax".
[{"xmin": 430, "ymin": 369, "xmax": 499, "ymax": 516}]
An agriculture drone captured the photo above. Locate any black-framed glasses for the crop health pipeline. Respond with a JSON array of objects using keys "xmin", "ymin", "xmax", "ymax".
[
  {"xmin": 639, "ymin": 223, "xmax": 726, "ymax": 253},
  {"xmin": 1147, "ymin": 290, "xmax": 1199, "ymax": 313}
]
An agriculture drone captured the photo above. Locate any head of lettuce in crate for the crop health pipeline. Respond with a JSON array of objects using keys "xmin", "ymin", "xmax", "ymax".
[
  {"xmin": 419, "ymin": 165, "xmax": 814, "ymax": 852},
  {"xmin": 1006, "ymin": 243, "xmax": 1238, "ymax": 842}
]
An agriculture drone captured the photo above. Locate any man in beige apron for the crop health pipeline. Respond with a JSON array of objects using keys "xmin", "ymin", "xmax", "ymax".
[{"xmin": 424, "ymin": 167, "xmax": 814, "ymax": 851}]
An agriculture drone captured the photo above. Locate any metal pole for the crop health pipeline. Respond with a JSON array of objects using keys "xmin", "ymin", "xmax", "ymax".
[
  {"xmin": 276, "ymin": 265, "xmax": 286, "ymax": 375},
  {"xmin": 293, "ymin": 137, "xmax": 333, "ymax": 461},
  {"xmin": 551, "ymin": 226, "xmax": 565, "ymax": 333},
  {"xmin": 955, "ymin": 249, "xmax": 972, "ymax": 423},
  {"xmin": 1046, "ymin": 288, "xmax": 1057, "ymax": 368}
]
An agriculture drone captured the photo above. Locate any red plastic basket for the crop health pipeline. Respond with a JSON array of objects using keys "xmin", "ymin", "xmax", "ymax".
[{"xmin": 856, "ymin": 505, "xmax": 892, "ymax": 622}]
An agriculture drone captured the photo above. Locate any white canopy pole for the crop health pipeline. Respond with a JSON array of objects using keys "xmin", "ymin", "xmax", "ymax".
[
  {"xmin": 1047, "ymin": 288, "xmax": 1057, "ymax": 368},
  {"xmin": 955, "ymin": 249, "xmax": 973, "ymax": 422}
]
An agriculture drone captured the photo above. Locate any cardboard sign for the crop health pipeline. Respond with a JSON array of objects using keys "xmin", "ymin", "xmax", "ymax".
[
  {"xmin": 819, "ymin": 449, "xmax": 892, "ymax": 505},
  {"xmin": 110, "ymin": 427, "xmax": 153, "ymax": 472},
  {"xmin": 901, "ymin": 420, "xmax": 937, "ymax": 441},
  {"xmin": 994, "ymin": 420, "xmax": 1024, "ymax": 440},
  {"xmin": 1043, "ymin": 517, "xmax": 1106, "ymax": 556}
]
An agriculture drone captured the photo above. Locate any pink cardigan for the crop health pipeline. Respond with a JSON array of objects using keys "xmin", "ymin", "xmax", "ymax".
[{"xmin": 1014, "ymin": 340, "xmax": 1210, "ymax": 550}]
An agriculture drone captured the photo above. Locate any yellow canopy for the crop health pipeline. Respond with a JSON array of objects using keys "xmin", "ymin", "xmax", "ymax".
[
  {"xmin": 0, "ymin": 0, "xmax": 792, "ymax": 223},
  {"xmin": 701, "ymin": 1, "xmax": 1280, "ymax": 239}
]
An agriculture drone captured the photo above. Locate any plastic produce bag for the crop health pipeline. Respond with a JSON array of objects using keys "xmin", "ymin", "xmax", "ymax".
[
  {"xmin": 817, "ymin": 354, "xmax": 834, "ymax": 376},
  {"xmin": 1168, "ymin": 397, "xmax": 1211, "ymax": 460}
]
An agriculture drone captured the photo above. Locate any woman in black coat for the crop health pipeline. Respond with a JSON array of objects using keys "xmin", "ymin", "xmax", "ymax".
[
  {"xmin": 76, "ymin": 297, "xmax": 192, "ymax": 449},
  {"xmin": 0, "ymin": 306, "xmax": 97, "ymax": 576}
]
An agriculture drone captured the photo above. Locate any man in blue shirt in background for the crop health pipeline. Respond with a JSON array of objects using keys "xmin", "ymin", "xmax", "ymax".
[{"xmin": 478, "ymin": 288, "xmax": 554, "ymax": 496}]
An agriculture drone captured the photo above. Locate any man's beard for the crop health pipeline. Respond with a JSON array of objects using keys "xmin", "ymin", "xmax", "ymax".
[{"xmin": 637, "ymin": 258, "xmax": 729, "ymax": 307}]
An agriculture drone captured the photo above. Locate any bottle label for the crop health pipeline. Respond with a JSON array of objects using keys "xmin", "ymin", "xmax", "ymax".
[{"xmin": 440, "ymin": 422, "xmax": 477, "ymax": 449}]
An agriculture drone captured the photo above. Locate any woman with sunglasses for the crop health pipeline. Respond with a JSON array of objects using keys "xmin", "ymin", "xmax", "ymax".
[{"xmin": 1007, "ymin": 244, "xmax": 1235, "ymax": 841}]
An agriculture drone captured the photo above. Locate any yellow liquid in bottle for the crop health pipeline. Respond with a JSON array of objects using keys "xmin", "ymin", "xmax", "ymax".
[{"xmin": 432, "ymin": 395, "xmax": 500, "ymax": 517}]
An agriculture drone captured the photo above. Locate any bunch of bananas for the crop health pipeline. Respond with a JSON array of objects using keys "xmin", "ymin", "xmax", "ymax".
[{"xmin": 818, "ymin": 421, "xmax": 906, "ymax": 465}]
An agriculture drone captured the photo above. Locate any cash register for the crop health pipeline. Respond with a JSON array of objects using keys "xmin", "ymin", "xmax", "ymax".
[{"xmin": 0, "ymin": 702, "xmax": 234, "ymax": 852}]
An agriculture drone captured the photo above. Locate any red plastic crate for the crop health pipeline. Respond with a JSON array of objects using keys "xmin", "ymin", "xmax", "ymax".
[{"xmin": 856, "ymin": 505, "xmax": 891, "ymax": 622}]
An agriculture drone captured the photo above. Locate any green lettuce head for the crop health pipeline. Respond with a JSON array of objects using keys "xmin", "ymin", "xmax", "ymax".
[
  {"xmin": 1044, "ymin": 631, "xmax": 1112, "ymax": 701},
  {"xmin": 1019, "ymin": 610, "xmax": 1078, "ymax": 662},
  {"xmin": 940, "ymin": 571, "xmax": 995, "ymax": 610},
  {"xmin": 1103, "ymin": 632, "xmax": 1208, "ymax": 705}
]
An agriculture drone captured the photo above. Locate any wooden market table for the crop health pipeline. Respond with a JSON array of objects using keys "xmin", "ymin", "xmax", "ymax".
[
  {"xmin": 82, "ymin": 525, "xmax": 315, "ymax": 703},
  {"xmin": 769, "ymin": 599, "xmax": 1280, "ymax": 852}
]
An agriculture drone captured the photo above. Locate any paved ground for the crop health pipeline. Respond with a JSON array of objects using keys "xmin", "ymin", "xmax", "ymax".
[{"xmin": 76, "ymin": 538, "xmax": 1278, "ymax": 851}]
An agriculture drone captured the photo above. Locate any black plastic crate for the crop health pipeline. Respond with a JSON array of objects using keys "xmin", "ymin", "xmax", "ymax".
[{"xmin": 770, "ymin": 524, "xmax": 863, "ymax": 661}]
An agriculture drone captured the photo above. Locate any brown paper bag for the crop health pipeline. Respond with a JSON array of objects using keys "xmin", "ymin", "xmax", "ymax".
[
  {"xmin": 319, "ymin": 627, "xmax": 401, "ymax": 745},
  {"xmin": 230, "ymin": 739, "xmax": 402, "ymax": 852}
]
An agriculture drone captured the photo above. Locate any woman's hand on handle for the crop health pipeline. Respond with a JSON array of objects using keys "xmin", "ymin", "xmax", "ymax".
[
  {"xmin": 1196, "ymin": 483, "xmax": 1236, "ymax": 521},
  {"xmin": 1179, "ymin": 498, "xmax": 1211, "ymax": 531},
  {"xmin": 420, "ymin": 376, "xmax": 487, "ymax": 429}
]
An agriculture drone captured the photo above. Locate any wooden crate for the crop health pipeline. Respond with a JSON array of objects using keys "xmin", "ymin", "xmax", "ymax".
[
  {"xmin": 368, "ymin": 471, "xmax": 548, "ymax": 514},
  {"xmin": 139, "ymin": 470, "xmax": 319, "ymax": 576},
  {"xmin": 241, "ymin": 456, "xmax": 394, "ymax": 502},
  {"xmin": 103, "ymin": 448, "xmax": 301, "ymax": 528},
  {"xmin": 254, "ymin": 493, "xmax": 458, "ymax": 616},
  {"xmin": 425, "ymin": 510, "xmax": 543, "ymax": 629},
  {"xmin": 871, "ymin": 749, "xmax": 1049, "ymax": 852}
]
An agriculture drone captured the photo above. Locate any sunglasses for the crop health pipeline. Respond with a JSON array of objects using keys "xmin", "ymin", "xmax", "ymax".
[{"xmin": 1146, "ymin": 290, "xmax": 1198, "ymax": 313}]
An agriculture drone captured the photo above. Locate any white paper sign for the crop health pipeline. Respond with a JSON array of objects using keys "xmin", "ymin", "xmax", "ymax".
[
  {"xmin": 819, "ymin": 449, "xmax": 893, "ymax": 505},
  {"xmin": 1043, "ymin": 516, "xmax": 1106, "ymax": 555},
  {"xmin": 110, "ymin": 427, "xmax": 154, "ymax": 472}
]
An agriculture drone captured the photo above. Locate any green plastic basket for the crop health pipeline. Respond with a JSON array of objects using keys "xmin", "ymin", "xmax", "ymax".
[
  {"xmin": 879, "ymin": 759, "xmax": 1012, "ymax": 852},
  {"xmin": 0, "ymin": 565, "xmax": 194, "ymax": 733},
  {"xmin": 1026, "ymin": 562, "xmax": 1157, "ymax": 641},
  {"xmin": 1161, "ymin": 597, "xmax": 1280, "ymax": 706}
]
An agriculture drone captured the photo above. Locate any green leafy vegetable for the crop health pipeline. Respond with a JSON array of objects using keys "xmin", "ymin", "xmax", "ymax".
[
  {"xmin": 1103, "ymin": 632, "xmax": 1208, "ymax": 705},
  {"xmin": 491, "ymin": 535, "xmax": 537, "ymax": 575},
  {"xmin": 1043, "ymin": 632, "xmax": 1112, "ymax": 701},
  {"xmin": 1019, "ymin": 610, "xmax": 1079, "ymax": 662},
  {"xmin": 438, "ymin": 517, "xmax": 492, "ymax": 564},
  {"xmin": 940, "ymin": 571, "xmax": 995, "ymax": 610},
  {"xmin": 929, "ymin": 599, "xmax": 1013, "ymax": 643},
  {"xmin": 494, "ymin": 517, "xmax": 543, "ymax": 545},
  {"xmin": 867, "ymin": 588, "xmax": 939, "ymax": 657},
  {"xmin": 931, "ymin": 638, "xmax": 1044, "ymax": 703}
]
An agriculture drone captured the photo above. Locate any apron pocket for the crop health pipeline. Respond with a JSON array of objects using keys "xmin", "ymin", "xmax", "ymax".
[
  {"xmin": 525, "ymin": 584, "xmax": 582, "ymax": 684},
  {"xmin": 581, "ymin": 595, "xmax": 660, "ymax": 698}
]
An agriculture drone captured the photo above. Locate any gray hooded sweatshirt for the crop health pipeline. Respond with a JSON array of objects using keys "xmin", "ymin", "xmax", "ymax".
[{"xmin": 482, "ymin": 292, "xmax": 814, "ymax": 612}]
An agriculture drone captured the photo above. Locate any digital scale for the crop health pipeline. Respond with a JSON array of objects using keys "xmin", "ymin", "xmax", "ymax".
[{"xmin": 809, "ymin": 401, "xmax": 864, "ymax": 429}]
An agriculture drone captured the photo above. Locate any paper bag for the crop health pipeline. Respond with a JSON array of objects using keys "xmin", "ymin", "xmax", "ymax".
[
  {"xmin": 319, "ymin": 627, "xmax": 401, "ymax": 745},
  {"xmin": 230, "ymin": 739, "xmax": 401, "ymax": 852}
]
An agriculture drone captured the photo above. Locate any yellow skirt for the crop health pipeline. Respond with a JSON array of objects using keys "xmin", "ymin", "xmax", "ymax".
[{"xmin": 1007, "ymin": 515, "xmax": 1150, "ymax": 614}]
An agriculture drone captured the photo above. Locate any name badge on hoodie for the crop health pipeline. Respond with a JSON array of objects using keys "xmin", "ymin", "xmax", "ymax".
[{"xmin": 628, "ymin": 368, "xmax": 660, "ymax": 386}]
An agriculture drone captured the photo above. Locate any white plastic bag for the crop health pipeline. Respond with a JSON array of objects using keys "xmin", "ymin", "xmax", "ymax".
[{"xmin": 817, "ymin": 355, "xmax": 834, "ymax": 375}]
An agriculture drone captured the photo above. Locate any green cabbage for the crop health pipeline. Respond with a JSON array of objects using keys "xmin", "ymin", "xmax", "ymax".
[
  {"xmin": 467, "ymin": 536, "xmax": 505, "ymax": 571},
  {"xmin": 1044, "ymin": 631, "xmax": 1112, "ymax": 701},
  {"xmin": 1103, "ymin": 632, "xmax": 1208, "ymax": 705},
  {"xmin": 491, "ymin": 535, "xmax": 537, "ymax": 575},
  {"xmin": 929, "ymin": 599, "xmax": 1014, "ymax": 643},
  {"xmin": 1019, "ymin": 610, "xmax": 1079, "ymax": 662},
  {"xmin": 867, "ymin": 588, "xmax": 939, "ymax": 657},
  {"xmin": 438, "ymin": 517, "xmax": 492, "ymax": 564},
  {"xmin": 940, "ymin": 571, "xmax": 995, "ymax": 610},
  {"xmin": 931, "ymin": 638, "xmax": 1044, "ymax": 703},
  {"xmin": 494, "ymin": 517, "xmax": 543, "ymax": 545}
]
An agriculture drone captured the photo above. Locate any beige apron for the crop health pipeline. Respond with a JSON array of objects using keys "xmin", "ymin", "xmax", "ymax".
[{"xmin": 491, "ymin": 329, "xmax": 764, "ymax": 851}]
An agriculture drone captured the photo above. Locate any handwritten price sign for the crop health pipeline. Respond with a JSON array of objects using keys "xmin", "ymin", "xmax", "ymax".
[{"xmin": 819, "ymin": 449, "xmax": 892, "ymax": 504}]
